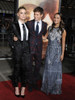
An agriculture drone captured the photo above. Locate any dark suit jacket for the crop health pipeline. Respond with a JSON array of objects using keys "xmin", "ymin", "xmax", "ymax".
[
  {"xmin": 26, "ymin": 20, "xmax": 47, "ymax": 54},
  {"xmin": 8, "ymin": 21, "xmax": 29, "ymax": 51}
]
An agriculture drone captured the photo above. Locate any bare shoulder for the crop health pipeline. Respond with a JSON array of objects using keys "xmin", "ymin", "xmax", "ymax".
[{"xmin": 62, "ymin": 29, "xmax": 66, "ymax": 36}]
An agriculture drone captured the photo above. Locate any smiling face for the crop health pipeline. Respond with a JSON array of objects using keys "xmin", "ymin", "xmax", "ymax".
[
  {"xmin": 53, "ymin": 14, "xmax": 61, "ymax": 25},
  {"xmin": 34, "ymin": 11, "xmax": 43, "ymax": 21},
  {"xmin": 17, "ymin": 9, "xmax": 27, "ymax": 21}
]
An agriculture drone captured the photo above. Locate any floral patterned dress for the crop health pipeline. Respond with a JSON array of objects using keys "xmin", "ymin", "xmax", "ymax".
[{"xmin": 41, "ymin": 26, "xmax": 63, "ymax": 95}]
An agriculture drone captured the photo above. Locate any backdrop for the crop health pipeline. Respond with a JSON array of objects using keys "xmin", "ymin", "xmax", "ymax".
[{"xmin": 18, "ymin": 0, "xmax": 60, "ymax": 27}]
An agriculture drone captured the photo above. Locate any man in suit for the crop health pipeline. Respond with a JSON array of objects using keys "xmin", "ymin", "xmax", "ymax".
[
  {"xmin": 26, "ymin": 7, "xmax": 47, "ymax": 91},
  {"xmin": 8, "ymin": 6, "xmax": 30, "ymax": 97}
]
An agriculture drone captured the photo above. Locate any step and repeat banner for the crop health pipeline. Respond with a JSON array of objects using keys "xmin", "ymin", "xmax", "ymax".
[{"xmin": 18, "ymin": 0, "xmax": 60, "ymax": 59}]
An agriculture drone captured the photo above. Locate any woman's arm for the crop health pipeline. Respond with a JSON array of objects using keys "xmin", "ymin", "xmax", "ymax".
[{"xmin": 60, "ymin": 29, "xmax": 66, "ymax": 61}]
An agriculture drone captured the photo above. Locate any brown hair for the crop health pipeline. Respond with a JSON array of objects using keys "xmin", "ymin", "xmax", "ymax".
[
  {"xmin": 17, "ymin": 6, "xmax": 26, "ymax": 13},
  {"xmin": 33, "ymin": 6, "xmax": 44, "ymax": 15},
  {"xmin": 51, "ymin": 13, "xmax": 65, "ymax": 33}
]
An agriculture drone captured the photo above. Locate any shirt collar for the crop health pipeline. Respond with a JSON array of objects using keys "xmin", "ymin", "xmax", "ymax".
[
  {"xmin": 35, "ymin": 20, "xmax": 42, "ymax": 24},
  {"xmin": 18, "ymin": 20, "xmax": 25, "ymax": 26}
]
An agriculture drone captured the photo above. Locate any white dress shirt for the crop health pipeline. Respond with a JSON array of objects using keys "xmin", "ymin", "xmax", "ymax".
[
  {"xmin": 18, "ymin": 20, "xmax": 29, "ymax": 41},
  {"xmin": 34, "ymin": 20, "xmax": 42, "ymax": 34}
]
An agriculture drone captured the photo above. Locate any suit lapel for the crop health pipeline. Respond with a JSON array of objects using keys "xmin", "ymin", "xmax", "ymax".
[
  {"xmin": 30, "ymin": 20, "xmax": 36, "ymax": 37},
  {"xmin": 14, "ymin": 21, "xmax": 21, "ymax": 40},
  {"xmin": 15, "ymin": 22, "xmax": 21, "ymax": 36},
  {"xmin": 32, "ymin": 20, "xmax": 35, "ymax": 32}
]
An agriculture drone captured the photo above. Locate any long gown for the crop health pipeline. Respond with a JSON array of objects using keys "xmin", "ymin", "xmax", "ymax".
[{"xmin": 41, "ymin": 26, "xmax": 63, "ymax": 95}]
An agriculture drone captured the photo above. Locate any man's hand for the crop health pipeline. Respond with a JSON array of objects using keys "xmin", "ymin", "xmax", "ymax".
[{"xmin": 42, "ymin": 36, "xmax": 46, "ymax": 40}]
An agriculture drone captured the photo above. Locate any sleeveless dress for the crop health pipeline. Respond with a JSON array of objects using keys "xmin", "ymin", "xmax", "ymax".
[{"xmin": 41, "ymin": 26, "xmax": 63, "ymax": 95}]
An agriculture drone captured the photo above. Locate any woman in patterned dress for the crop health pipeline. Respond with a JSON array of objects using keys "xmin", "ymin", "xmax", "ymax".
[{"xmin": 41, "ymin": 13, "xmax": 66, "ymax": 95}]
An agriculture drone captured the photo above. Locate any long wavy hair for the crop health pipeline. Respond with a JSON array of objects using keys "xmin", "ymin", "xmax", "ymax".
[{"xmin": 50, "ymin": 13, "xmax": 65, "ymax": 33}]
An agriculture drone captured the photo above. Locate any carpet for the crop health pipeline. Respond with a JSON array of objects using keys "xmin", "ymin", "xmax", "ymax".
[{"xmin": 0, "ymin": 74, "xmax": 75, "ymax": 100}]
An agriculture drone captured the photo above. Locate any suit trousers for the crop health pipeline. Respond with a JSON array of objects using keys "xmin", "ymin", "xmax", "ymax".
[
  {"xmin": 30, "ymin": 45, "xmax": 42, "ymax": 84},
  {"xmin": 13, "ymin": 41, "xmax": 30, "ymax": 87}
]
